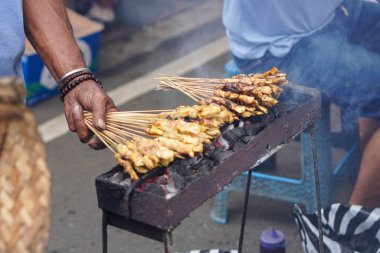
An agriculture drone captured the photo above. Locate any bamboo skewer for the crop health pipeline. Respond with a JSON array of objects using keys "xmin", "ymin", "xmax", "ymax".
[
  {"xmin": 83, "ymin": 109, "xmax": 176, "ymax": 153},
  {"xmin": 84, "ymin": 119, "xmax": 116, "ymax": 152},
  {"xmin": 81, "ymin": 69, "xmax": 288, "ymax": 180}
]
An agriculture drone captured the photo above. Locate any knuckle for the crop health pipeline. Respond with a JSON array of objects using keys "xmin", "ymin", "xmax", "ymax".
[
  {"xmin": 78, "ymin": 130, "xmax": 89, "ymax": 141},
  {"xmin": 68, "ymin": 124, "xmax": 76, "ymax": 132}
]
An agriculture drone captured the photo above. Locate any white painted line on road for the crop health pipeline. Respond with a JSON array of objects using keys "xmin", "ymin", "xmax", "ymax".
[
  {"xmin": 38, "ymin": 37, "xmax": 229, "ymax": 143},
  {"xmin": 101, "ymin": 0, "xmax": 223, "ymax": 72}
]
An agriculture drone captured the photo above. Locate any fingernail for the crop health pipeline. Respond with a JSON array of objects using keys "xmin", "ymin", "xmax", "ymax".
[
  {"xmin": 73, "ymin": 104, "xmax": 81, "ymax": 113},
  {"xmin": 97, "ymin": 119, "xmax": 106, "ymax": 130}
]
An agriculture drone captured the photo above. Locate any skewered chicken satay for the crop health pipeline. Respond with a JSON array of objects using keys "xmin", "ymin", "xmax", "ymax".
[
  {"xmin": 261, "ymin": 67, "xmax": 279, "ymax": 77},
  {"xmin": 217, "ymin": 82, "xmax": 282, "ymax": 99},
  {"xmin": 223, "ymin": 67, "xmax": 287, "ymax": 86},
  {"xmin": 148, "ymin": 127, "xmax": 201, "ymax": 145},
  {"xmin": 149, "ymin": 119, "xmax": 203, "ymax": 137},
  {"xmin": 116, "ymin": 137, "xmax": 178, "ymax": 176},
  {"xmin": 215, "ymin": 82, "xmax": 281, "ymax": 110},
  {"xmin": 159, "ymin": 104, "xmax": 224, "ymax": 120},
  {"xmin": 206, "ymin": 96, "xmax": 246, "ymax": 114},
  {"xmin": 159, "ymin": 106, "xmax": 198, "ymax": 119},
  {"xmin": 218, "ymin": 106, "xmax": 239, "ymax": 123},
  {"xmin": 240, "ymin": 111, "xmax": 264, "ymax": 118},
  {"xmin": 197, "ymin": 105, "xmax": 223, "ymax": 118},
  {"xmin": 249, "ymin": 67, "xmax": 287, "ymax": 84},
  {"xmin": 148, "ymin": 120, "xmax": 218, "ymax": 146},
  {"xmin": 216, "ymin": 82, "xmax": 254, "ymax": 94},
  {"xmin": 156, "ymin": 136, "xmax": 203, "ymax": 158},
  {"xmin": 200, "ymin": 97, "xmax": 267, "ymax": 118},
  {"xmin": 214, "ymin": 89, "xmax": 259, "ymax": 106},
  {"xmin": 253, "ymin": 85, "xmax": 283, "ymax": 97},
  {"xmin": 116, "ymin": 143, "xmax": 150, "ymax": 173},
  {"xmin": 192, "ymin": 104, "xmax": 237, "ymax": 123},
  {"xmin": 114, "ymin": 153, "xmax": 139, "ymax": 181},
  {"xmin": 157, "ymin": 104, "xmax": 236, "ymax": 133},
  {"xmin": 119, "ymin": 142, "xmax": 153, "ymax": 171},
  {"xmin": 155, "ymin": 119, "xmax": 202, "ymax": 136},
  {"xmin": 133, "ymin": 137, "xmax": 176, "ymax": 167},
  {"xmin": 200, "ymin": 118, "xmax": 226, "ymax": 128},
  {"xmin": 260, "ymin": 94, "xmax": 278, "ymax": 107},
  {"xmin": 211, "ymin": 96, "xmax": 266, "ymax": 115}
]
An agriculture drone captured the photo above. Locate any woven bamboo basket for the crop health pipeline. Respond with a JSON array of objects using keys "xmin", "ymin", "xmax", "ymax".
[{"xmin": 0, "ymin": 78, "xmax": 51, "ymax": 253}]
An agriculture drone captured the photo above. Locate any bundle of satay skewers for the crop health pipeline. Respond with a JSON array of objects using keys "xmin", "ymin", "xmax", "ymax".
[{"xmin": 84, "ymin": 67, "xmax": 288, "ymax": 180}]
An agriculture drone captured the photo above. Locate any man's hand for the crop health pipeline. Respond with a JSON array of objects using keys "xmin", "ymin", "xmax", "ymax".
[
  {"xmin": 63, "ymin": 80, "xmax": 117, "ymax": 150},
  {"xmin": 23, "ymin": 0, "xmax": 118, "ymax": 149}
]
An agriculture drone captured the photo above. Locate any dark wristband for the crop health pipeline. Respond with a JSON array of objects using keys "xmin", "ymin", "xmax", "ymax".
[
  {"xmin": 59, "ymin": 74, "xmax": 103, "ymax": 102},
  {"xmin": 59, "ymin": 70, "xmax": 92, "ymax": 89}
]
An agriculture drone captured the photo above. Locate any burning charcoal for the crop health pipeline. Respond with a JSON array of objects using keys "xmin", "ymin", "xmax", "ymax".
[
  {"xmin": 155, "ymin": 174, "xmax": 169, "ymax": 185},
  {"xmin": 215, "ymin": 136, "xmax": 231, "ymax": 150},
  {"xmin": 193, "ymin": 158, "xmax": 213, "ymax": 171},
  {"xmin": 267, "ymin": 111, "xmax": 277, "ymax": 123},
  {"xmin": 119, "ymin": 178, "xmax": 132, "ymax": 187},
  {"xmin": 203, "ymin": 143, "xmax": 216, "ymax": 157},
  {"xmin": 271, "ymin": 106, "xmax": 286, "ymax": 118},
  {"xmin": 144, "ymin": 183, "xmax": 165, "ymax": 197},
  {"xmin": 166, "ymin": 172, "xmax": 185, "ymax": 193},
  {"xmin": 233, "ymin": 141, "xmax": 245, "ymax": 152},
  {"xmin": 172, "ymin": 166, "xmax": 192, "ymax": 178},
  {"xmin": 222, "ymin": 130, "xmax": 239, "ymax": 143},
  {"xmin": 242, "ymin": 135, "xmax": 253, "ymax": 144},
  {"xmin": 213, "ymin": 150, "xmax": 235, "ymax": 165},
  {"xmin": 191, "ymin": 161, "xmax": 212, "ymax": 178},
  {"xmin": 259, "ymin": 112, "xmax": 276, "ymax": 124},
  {"xmin": 230, "ymin": 127, "xmax": 246, "ymax": 139},
  {"xmin": 169, "ymin": 160, "xmax": 193, "ymax": 178},
  {"xmin": 179, "ymin": 157, "xmax": 197, "ymax": 168},
  {"xmin": 276, "ymin": 100, "xmax": 299, "ymax": 113},
  {"xmin": 244, "ymin": 122, "xmax": 264, "ymax": 136},
  {"xmin": 208, "ymin": 146, "xmax": 225, "ymax": 160},
  {"xmin": 218, "ymin": 130, "xmax": 240, "ymax": 150},
  {"xmin": 197, "ymin": 162, "xmax": 211, "ymax": 175},
  {"xmin": 183, "ymin": 175, "xmax": 195, "ymax": 183},
  {"xmin": 109, "ymin": 172, "xmax": 126, "ymax": 184}
]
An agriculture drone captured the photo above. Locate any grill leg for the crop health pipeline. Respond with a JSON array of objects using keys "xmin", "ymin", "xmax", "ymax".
[
  {"xmin": 310, "ymin": 126, "xmax": 325, "ymax": 253},
  {"xmin": 163, "ymin": 231, "xmax": 173, "ymax": 253},
  {"xmin": 102, "ymin": 211, "xmax": 108, "ymax": 253},
  {"xmin": 238, "ymin": 168, "xmax": 253, "ymax": 253}
]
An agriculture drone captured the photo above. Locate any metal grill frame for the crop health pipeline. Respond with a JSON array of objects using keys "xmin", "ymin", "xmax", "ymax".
[{"xmin": 96, "ymin": 84, "xmax": 323, "ymax": 253}]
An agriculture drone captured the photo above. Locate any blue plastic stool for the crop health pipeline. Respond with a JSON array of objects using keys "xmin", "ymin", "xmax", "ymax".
[{"xmin": 210, "ymin": 60, "xmax": 361, "ymax": 224}]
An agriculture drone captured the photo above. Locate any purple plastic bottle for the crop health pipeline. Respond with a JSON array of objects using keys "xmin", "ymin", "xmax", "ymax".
[{"xmin": 259, "ymin": 228, "xmax": 286, "ymax": 253}]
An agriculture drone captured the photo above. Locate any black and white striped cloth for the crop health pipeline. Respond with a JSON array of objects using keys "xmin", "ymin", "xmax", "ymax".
[
  {"xmin": 176, "ymin": 250, "xmax": 237, "ymax": 253},
  {"xmin": 293, "ymin": 204, "xmax": 380, "ymax": 253}
]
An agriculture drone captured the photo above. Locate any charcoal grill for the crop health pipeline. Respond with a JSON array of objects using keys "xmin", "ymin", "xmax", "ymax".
[{"xmin": 96, "ymin": 84, "xmax": 325, "ymax": 253}]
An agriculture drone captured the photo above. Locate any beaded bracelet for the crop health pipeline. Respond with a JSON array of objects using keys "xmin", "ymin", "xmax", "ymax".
[
  {"xmin": 59, "ymin": 74, "xmax": 103, "ymax": 102},
  {"xmin": 59, "ymin": 70, "xmax": 92, "ymax": 90}
]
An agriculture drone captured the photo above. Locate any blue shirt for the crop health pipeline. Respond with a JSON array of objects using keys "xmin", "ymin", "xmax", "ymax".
[
  {"xmin": 0, "ymin": 0, "xmax": 24, "ymax": 78},
  {"xmin": 223, "ymin": 0, "xmax": 342, "ymax": 59}
]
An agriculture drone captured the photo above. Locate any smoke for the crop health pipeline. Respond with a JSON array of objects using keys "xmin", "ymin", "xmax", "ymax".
[{"xmin": 232, "ymin": 7, "xmax": 380, "ymax": 131}]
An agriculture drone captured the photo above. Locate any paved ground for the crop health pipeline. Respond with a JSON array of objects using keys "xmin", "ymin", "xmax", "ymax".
[{"xmin": 30, "ymin": 1, "xmax": 354, "ymax": 252}]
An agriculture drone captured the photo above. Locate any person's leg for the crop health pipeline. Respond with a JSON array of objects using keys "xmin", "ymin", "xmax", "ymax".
[
  {"xmin": 358, "ymin": 117, "xmax": 379, "ymax": 151},
  {"xmin": 350, "ymin": 126, "xmax": 380, "ymax": 207}
]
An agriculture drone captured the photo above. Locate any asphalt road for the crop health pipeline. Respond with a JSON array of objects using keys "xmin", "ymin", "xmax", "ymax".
[{"xmin": 30, "ymin": 1, "xmax": 353, "ymax": 252}]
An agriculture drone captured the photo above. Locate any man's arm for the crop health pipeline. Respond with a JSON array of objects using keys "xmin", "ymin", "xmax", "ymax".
[{"xmin": 23, "ymin": 0, "xmax": 116, "ymax": 149}]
